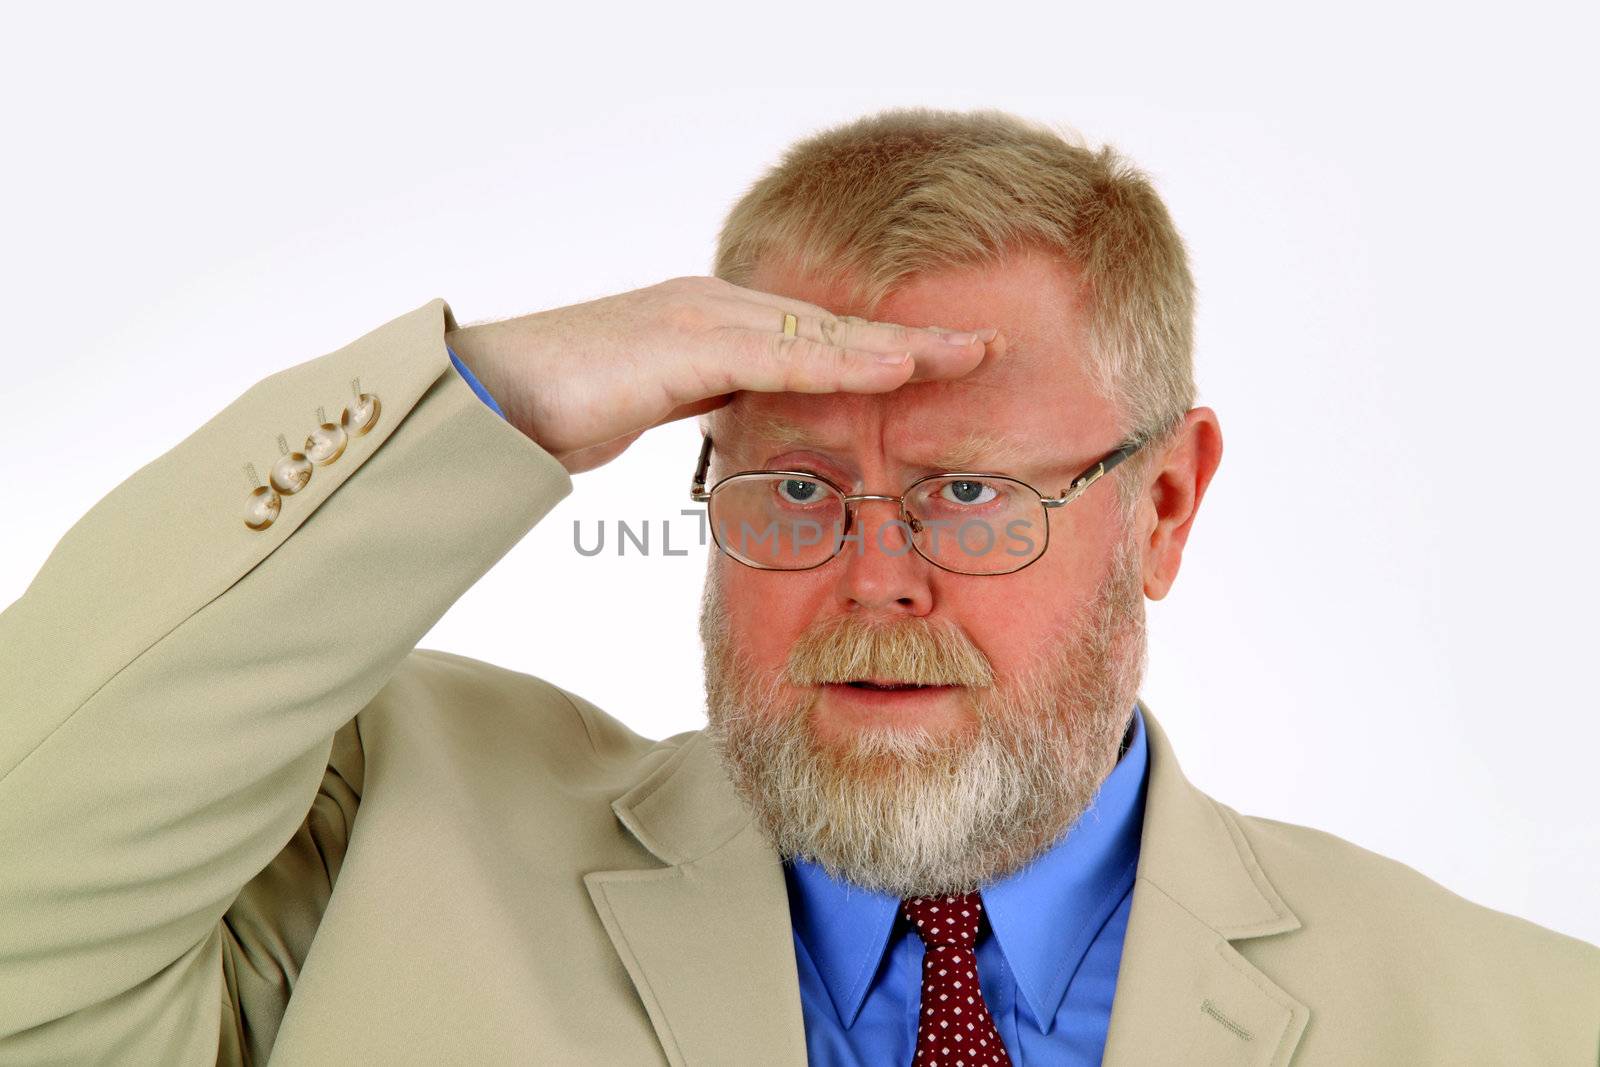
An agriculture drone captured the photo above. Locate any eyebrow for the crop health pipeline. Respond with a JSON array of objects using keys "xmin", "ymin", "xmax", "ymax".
[
  {"xmin": 927, "ymin": 432, "xmax": 1036, "ymax": 471},
  {"xmin": 728, "ymin": 413, "xmax": 1045, "ymax": 473}
]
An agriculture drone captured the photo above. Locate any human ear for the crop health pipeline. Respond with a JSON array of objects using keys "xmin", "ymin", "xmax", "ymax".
[{"xmin": 1138, "ymin": 408, "xmax": 1223, "ymax": 600}]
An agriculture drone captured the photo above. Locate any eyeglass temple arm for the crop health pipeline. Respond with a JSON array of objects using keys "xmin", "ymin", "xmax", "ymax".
[
  {"xmin": 690, "ymin": 434, "xmax": 714, "ymax": 501},
  {"xmin": 1043, "ymin": 438, "xmax": 1144, "ymax": 508}
]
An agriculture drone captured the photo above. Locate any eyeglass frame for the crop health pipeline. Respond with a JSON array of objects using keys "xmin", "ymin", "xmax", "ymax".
[{"xmin": 688, "ymin": 432, "xmax": 1145, "ymax": 576}]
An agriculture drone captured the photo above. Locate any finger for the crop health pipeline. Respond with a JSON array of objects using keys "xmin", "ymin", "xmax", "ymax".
[
  {"xmin": 908, "ymin": 329, "xmax": 1004, "ymax": 382},
  {"xmin": 721, "ymin": 288, "xmax": 994, "ymax": 363},
  {"xmin": 714, "ymin": 325, "xmax": 1002, "ymax": 397},
  {"xmin": 711, "ymin": 310, "xmax": 994, "ymax": 394},
  {"xmin": 717, "ymin": 329, "xmax": 919, "ymax": 395},
  {"xmin": 828, "ymin": 314, "xmax": 998, "ymax": 384}
]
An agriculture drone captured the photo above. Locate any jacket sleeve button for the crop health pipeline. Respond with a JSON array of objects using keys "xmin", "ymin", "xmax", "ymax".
[
  {"xmin": 341, "ymin": 393, "xmax": 381, "ymax": 437},
  {"xmin": 270, "ymin": 452, "xmax": 313, "ymax": 494},
  {"xmin": 304, "ymin": 422, "xmax": 348, "ymax": 465},
  {"xmin": 245, "ymin": 485, "xmax": 282, "ymax": 530}
]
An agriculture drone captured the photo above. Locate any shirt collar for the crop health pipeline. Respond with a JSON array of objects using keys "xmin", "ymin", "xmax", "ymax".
[{"xmin": 783, "ymin": 703, "xmax": 1150, "ymax": 1029}]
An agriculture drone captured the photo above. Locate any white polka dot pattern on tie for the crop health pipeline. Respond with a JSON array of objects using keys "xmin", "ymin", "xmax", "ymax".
[{"xmin": 901, "ymin": 892, "xmax": 1012, "ymax": 1067}]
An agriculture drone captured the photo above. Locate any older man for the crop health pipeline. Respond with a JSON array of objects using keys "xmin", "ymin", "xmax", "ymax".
[{"xmin": 1, "ymin": 107, "xmax": 1595, "ymax": 1066}]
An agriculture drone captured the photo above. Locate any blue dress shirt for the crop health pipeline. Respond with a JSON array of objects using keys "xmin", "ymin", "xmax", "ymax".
[
  {"xmin": 449, "ymin": 347, "xmax": 1150, "ymax": 1063},
  {"xmin": 785, "ymin": 706, "xmax": 1148, "ymax": 1065},
  {"xmin": 448, "ymin": 345, "xmax": 504, "ymax": 419}
]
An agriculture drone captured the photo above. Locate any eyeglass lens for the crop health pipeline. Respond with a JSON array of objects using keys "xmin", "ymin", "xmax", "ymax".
[{"xmin": 707, "ymin": 474, "xmax": 1047, "ymax": 574}]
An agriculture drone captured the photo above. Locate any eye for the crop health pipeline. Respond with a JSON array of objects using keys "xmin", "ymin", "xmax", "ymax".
[
  {"xmin": 940, "ymin": 479, "xmax": 998, "ymax": 506},
  {"xmin": 777, "ymin": 477, "xmax": 827, "ymax": 504}
]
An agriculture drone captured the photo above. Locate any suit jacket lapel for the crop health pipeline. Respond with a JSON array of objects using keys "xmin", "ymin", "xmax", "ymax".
[
  {"xmin": 584, "ymin": 732, "xmax": 808, "ymax": 1067},
  {"xmin": 1102, "ymin": 701, "xmax": 1310, "ymax": 1066},
  {"xmin": 585, "ymin": 701, "xmax": 1310, "ymax": 1066}
]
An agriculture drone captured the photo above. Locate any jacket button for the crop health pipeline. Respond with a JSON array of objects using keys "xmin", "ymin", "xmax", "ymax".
[
  {"xmin": 341, "ymin": 393, "xmax": 381, "ymax": 437},
  {"xmin": 304, "ymin": 422, "xmax": 347, "ymax": 465},
  {"xmin": 270, "ymin": 452, "xmax": 313, "ymax": 494},
  {"xmin": 245, "ymin": 485, "xmax": 281, "ymax": 530}
]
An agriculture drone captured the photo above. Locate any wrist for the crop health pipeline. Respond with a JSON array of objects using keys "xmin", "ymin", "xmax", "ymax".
[{"xmin": 446, "ymin": 321, "xmax": 526, "ymax": 430}]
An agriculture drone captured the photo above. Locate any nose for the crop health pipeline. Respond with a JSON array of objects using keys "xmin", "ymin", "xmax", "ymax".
[{"xmin": 833, "ymin": 498, "xmax": 935, "ymax": 616}]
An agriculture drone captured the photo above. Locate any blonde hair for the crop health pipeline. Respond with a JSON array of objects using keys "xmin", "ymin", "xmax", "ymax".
[{"xmin": 711, "ymin": 106, "xmax": 1197, "ymax": 520}]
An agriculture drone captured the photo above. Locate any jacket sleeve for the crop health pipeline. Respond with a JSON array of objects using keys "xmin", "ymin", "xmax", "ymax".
[{"xmin": 0, "ymin": 298, "xmax": 574, "ymax": 1063}]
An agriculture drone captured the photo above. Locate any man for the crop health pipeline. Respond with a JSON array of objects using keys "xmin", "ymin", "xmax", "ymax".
[{"xmin": 1, "ymin": 107, "xmax": 1595, "ymax": 1065}]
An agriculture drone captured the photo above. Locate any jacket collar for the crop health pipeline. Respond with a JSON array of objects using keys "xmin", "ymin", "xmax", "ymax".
[
  {"xmin": 587, "ymin": 699, "xmax": 1310, "ymax": 1066},
  {"xmin": 1100, "ymin": 701, "xmax": 1311, "ymax": 1065},
  {"xmin": 583, "ymin": 731, "xmax": 808, "ymax": 1067}
]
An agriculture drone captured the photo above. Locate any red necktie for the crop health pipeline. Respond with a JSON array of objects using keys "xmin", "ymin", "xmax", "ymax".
[{"xmin": 902, "ymin": 892, "xmax": 1013, "ymax": 1067}]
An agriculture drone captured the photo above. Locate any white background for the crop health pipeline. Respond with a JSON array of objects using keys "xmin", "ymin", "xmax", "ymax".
[{"xmin": 2, "ymin": 2, "xmax": 1595, "ymax": 945}]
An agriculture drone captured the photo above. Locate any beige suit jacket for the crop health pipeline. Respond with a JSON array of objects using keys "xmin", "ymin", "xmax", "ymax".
[{"xmin": 1, "ymin": 299, "xmax": 1596, "ymax": 1066}]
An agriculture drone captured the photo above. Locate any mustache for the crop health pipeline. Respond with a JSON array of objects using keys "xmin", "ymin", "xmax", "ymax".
[{"xmin": 783, "ymin": 614, "xmax": 995, "ymax": 688}]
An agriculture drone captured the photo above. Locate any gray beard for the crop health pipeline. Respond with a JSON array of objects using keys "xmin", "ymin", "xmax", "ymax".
[{"xmin": 698, "ymin": 531, "xmax": 1147, "ymax": 899}]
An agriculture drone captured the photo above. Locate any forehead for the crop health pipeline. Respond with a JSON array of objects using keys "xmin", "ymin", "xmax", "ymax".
[{"xmin": 716, "ymin": 249, "xmax": 1118, "ymax": 467}]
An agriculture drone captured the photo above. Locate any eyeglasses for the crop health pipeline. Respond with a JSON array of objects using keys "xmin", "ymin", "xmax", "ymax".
[{"xmin": 688, "ymin": 433, "xmax": 1144, "ymax": 576}]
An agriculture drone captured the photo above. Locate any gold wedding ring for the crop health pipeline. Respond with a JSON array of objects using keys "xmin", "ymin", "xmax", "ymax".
[{"xmin": 782, "ymin": 312, "xmax": 797, "ymax": 337}]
